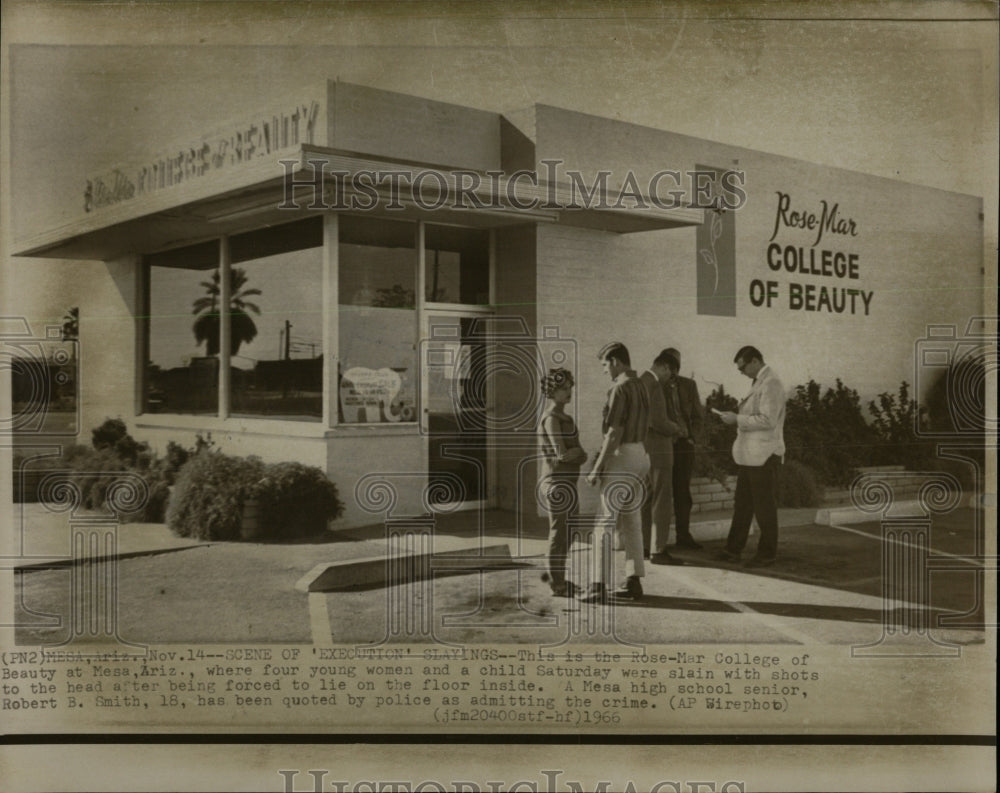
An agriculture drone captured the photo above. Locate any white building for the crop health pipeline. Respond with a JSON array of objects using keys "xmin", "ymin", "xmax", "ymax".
[{"xmin": 12, "ymin": 81, "xmax": 985, "ymax": 526}]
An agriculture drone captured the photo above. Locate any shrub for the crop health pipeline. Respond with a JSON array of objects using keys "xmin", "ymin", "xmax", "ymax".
[
  {"xmin": 911, "ymin": 361, "xmax": 984, "ymax": 491},
  {"xmin": 62, "ymin": 444, "xmax": 101, "ymax": 466},
  {"xmin": 688, "ymin": 373, "xmax": 973, "ymax": 498},
  {"xmin": 91, "ymin": 417, "xmax": 129, "ymax": 450},
  {"xmin": 68, "ymin": 448, "xmax": 128, "ymax": 510},
  {"xmin": 694, "ymin": 385, "xmax": 739, "ymax": 481},
  {"xmin": 784, "ymin": 379, "xmax": 876, "ymax": 487},
  {"xmin": 14, "ymin": 445, "xmax": 89, "ymax": 472},
  {"xmin": 120, "ymin": 457, "xmax": 174, "ymax": 523},
  {"xmin": 12, "ymin": 447, "xmax": 89, "ymax": 502},
  {"xmin": 777, "ymin": 459, "xmax": 822, "ymax": 508},
  {"xmin": 90, "ymin": 417, "xmax": 142, "ymax": 467},
  {"xmin": 166, "ymin": 452, "xmax": 343, "ymax": 541},
  {"xmin": 75, "ymin": 424, "xmax": 172, "ymax": 518},
  {"xmin": 164, "ymin": 441, "xmax": 190, "ymax": 480},
  {"xmin": 12, "ymin": 445, "xmax": 131, "ymax": 509},
  {"xmin": 923, "ymin": 357, "xmax": 987, "ymax": 436},
  {"xmin": 167, "ymin": 451, "xmax": 266, "ymax": 540},
  {"xmin": 255, "ymin": 462, "xmax": 344, "ymax": 539},
  {"xmin": 869, "ymin": 381, "xmax": 936, "ymax": 470},
  {"xmin": 102, "ymin": 430, "xmax": 214, "ymax": 522},
  {"xmin": 13, "ymin": 419, "xmax": 212, "ymax": 522}
]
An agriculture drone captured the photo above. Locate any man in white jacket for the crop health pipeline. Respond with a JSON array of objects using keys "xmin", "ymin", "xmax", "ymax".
[{"xmin": 715, "ymin": 346, "xmax": 786, "ymax": 567}]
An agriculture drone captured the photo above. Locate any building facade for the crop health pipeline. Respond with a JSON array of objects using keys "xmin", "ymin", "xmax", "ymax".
[{"xmin": 13, "ymin": 81, "xmax": 985, "ymax": 527}]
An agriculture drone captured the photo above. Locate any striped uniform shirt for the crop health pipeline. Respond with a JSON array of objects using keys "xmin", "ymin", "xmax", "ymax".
[{"xmin": 602, "ymin": 369, "xmax": 650, "ymax": 444}]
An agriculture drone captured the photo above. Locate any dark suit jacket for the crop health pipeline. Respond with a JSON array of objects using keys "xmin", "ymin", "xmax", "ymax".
[
  {"xmin": 671, "ymin": 374, "xmax": 704, "ymax": 443},
  {"xmin": 640, "ymin": 369, "xmax": 681, "ymax": 466}
]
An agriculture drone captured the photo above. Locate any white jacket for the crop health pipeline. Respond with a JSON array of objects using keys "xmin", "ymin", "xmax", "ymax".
[{"xmin": 732, "ymin": 365, "xmax": 786, "ymax": 467}]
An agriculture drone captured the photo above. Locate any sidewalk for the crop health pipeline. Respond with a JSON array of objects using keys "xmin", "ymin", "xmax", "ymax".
[
  {"xmin": 10, "ymin": 463, "xmax": 941, "ymax": 571},
  {"xmin": 10, "ymin": 499, "xmax": 983, "ymax": 646},
  {"xmin": 6, "ymin": 500, "xmax": 828, "ymax": 572}
]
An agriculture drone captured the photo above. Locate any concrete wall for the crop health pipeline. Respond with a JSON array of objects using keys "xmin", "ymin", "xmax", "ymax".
[
  {"xmin": 530, "ymin": 104, "xmax": 984, "ymax": 406},
  {"xmin": 131, "ymin": 424, "xmax": 325, "ymax": 466},
  {"xmin": 78, "ymin": 256, "xmax": 141, "ymax": 437},
  {"xmin": 131, "ymin": 421, "xmax": 426, "ymax": 529},
  {"xmin": 534, "ymin": 222, "xmax": 682, "ymax": 515},
  {"xmin": 328, "ymin": 81, "xmax": 501, "ymax": 171},
  {"xmin": 325, "ymin": 430, "xmax": 426, "ymax": 527}
]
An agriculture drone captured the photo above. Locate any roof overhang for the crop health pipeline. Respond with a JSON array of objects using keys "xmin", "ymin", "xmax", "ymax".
[{"xmin": 12, "ymin": 145, "xmax": 704, "ymax": 261}]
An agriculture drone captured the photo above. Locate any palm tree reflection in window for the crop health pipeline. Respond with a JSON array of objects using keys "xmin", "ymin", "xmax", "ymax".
[{"xmin": 191, "ymin": 268, "xmax": 262, "ymax": 356}]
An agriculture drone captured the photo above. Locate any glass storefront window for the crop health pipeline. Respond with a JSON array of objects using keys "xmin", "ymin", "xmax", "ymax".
[
  {"xmin": 145, "ymin": 219, "xmax": 323, "ymax": 420},
  {"xmin": 424, "ymin": 224, "xmax": 490, "ymax": 305},
  {"xmin": 338, "ymin": 215, "xmax": 417, "ymax": 424},
  {"xmin": 147, "ymin": 240, "xmax": 220, "ymax": 415},
  {"xmin": 145, "ymin": 216, "xmax": 487, "ymax": 426},
  {"xmin": 229, "ymin": 218, "xmax": 323, "ymax": 420}
]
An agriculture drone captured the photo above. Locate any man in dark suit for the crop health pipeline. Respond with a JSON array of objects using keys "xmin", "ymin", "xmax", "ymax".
[
  {"xmin": 639, "ymin": 350, "xmax": 685, "ymax": 565},
  {"xmin": 664, "ymin": 347, "xmax": 705, "ymax": 549}
]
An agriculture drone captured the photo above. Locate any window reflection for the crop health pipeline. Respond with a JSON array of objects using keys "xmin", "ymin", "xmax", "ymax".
[
  {"xmin": 147, "ymin": 240, "xmax": 220, "ymax": 415},
  {"xmin": 338, "ymin": 215, "xmax": 417, "ymax": 424},
  {"xmin": 230, "ymin": 219, "xmax": 323, "ymax": 420},
  {"xmin": 145, "ymin": 219, "xmax": 323, "ymax": 420},
  {"xmin": 424, "ymin": 224, "xmax": 489, "ymax": 305}
]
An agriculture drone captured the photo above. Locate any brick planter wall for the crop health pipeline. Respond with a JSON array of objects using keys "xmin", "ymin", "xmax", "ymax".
[
  {"xmin": 823, "ymin": 465, "xmax": 945, "ymax": 506},
  {"xmin": 688, "ymin": 466, "xmax": 945, "ymax": 514},
  {"xmin": 689, "ymin": 476, "xmax": 737, "ymax": 514}
]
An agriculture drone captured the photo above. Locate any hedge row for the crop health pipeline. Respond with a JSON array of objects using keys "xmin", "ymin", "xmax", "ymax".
[
  {"xmin": 13, "ymin": 419, "xmax": 343, "ymax": 542},
  {"xmin": 695, "ymin": 366, "xmax": 984, "ymax": 503},
  {"xmin": 11, "ymin": 420, "xmax": 190, "ymax": 522}
]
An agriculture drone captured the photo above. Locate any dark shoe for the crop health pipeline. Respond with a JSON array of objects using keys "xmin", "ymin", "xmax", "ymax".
[
  {"xmin": 650, "ymin": 551, "xmax": 685, "ymax": 565},
  {"xmin": 615, "ymin": 575, "xmax": 643, "ymax": 600},
  {"xmin": 715, "ymin": 549, "xmax": 741, "ymax": 563},
  {"xmin": 744, "ymin": 555, "xmax": 776, "ymax": 569},
  {"xmin": 551, "ymin": 580, "xmax": 581, "ymax": 597},
  {"xmin": 675, "ymin": 536, "xmax": 703, "ymax": 550},
  {"xmin": 579, "ymin": 583, "xmax": 608, "ymax": 603}
]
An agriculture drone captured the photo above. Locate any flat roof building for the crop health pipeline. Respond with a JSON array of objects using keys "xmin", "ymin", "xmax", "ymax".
[{"xmin": 13, "ymin": 80, "xmax": 985, "ymax": 527}]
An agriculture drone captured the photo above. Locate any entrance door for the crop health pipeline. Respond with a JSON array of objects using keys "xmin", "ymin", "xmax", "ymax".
[{"xmin": 422, "ymin": 311, "xmax": 493, "ymax": 509}]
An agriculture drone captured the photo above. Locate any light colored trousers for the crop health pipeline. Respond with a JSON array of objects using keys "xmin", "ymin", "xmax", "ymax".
[{"xmin": 595, "ymin": 442, "xmax": 650, "ymax": 582}]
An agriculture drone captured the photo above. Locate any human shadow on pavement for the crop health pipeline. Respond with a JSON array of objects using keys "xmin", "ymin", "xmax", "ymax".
[{"xmin": 610, "ymin": 593, "xmax": 943, "ymax": 627}]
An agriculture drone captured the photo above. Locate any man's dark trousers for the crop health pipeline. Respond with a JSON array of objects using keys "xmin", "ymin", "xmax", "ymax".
[
  {"xmin": 641, "ymin": 464, "xmax": 673, "ymax": 555},
  {"xmin": 724, "ymin": 454, "xmax": 781, "ymax": 558},
  {"xmin": 672, "ymin": 437, "xmax": 696, "ymax": 543}
]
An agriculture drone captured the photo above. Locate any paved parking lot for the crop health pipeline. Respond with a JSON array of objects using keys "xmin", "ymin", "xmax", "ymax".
[
  {"xmin": 305, "ymin": 509, "xmax": 986, "ymax": 648},
  {"xmin": 11, "ymin": 504, "xmax": 986, "ymax": 649}
]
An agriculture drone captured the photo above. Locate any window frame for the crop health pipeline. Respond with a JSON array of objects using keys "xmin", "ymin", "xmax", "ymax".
[{"xmin": 138, "ymin": 214, "xmax": 494, "ymax": 437}]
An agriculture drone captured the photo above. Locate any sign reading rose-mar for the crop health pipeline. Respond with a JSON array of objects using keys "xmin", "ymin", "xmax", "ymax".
[
  {"xmin": 339, "ymin": 367, "xmax": 404, "ymax": 423},
  {"xmin": 752, "ymin": 191, "xmax": 874, "ymax": 316}
]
